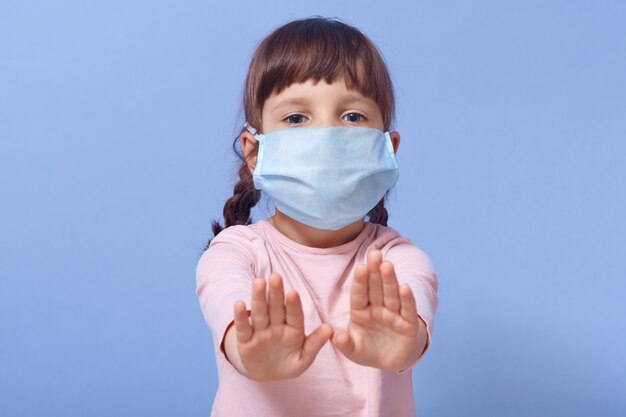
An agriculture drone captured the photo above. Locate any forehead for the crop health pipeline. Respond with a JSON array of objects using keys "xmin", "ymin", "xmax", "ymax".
[{"xmin": 264, "ymin": 78, "xmax": 376, "ymax": 110}]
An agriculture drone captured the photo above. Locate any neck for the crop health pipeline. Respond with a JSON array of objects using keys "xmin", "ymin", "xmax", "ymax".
[{"xmin": 268, "ymin": 209, "xmax": 365, "ymax": 249}]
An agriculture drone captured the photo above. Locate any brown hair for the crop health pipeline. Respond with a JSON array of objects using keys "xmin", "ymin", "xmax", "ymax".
[{"xmin": 205, "ymin": 16, "xmax": 396, "ymax": 250}]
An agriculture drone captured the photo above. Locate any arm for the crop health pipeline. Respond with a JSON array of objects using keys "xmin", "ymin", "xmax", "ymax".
[
  {"xmin": 195, "ymin": 227, "xmax": 255, "ymax": 375},
  {"xmin": 221, "ymin": 313, "xmax": 249, "ymax": 376},
  {"xmin": 384, "ymin": 239, "xmax": 439, "ymax": 374},
  {"xmin": 329, "ymin": 248, "xmax": 437, "ymax": 374},
  {"xmin": 198, "ymin": 243, "xmax": 332, "ymax": 381}
]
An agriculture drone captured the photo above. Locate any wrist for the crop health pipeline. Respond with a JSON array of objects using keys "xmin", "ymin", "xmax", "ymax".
[{"xmin": 395, "ymin": 316, "xmax": 429, "ymax": 373}]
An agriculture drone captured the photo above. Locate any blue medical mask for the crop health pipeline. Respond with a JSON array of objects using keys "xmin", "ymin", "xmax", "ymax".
[{"xmin": 244, "ymin": 122, "xmax": 399, "ymax": 230}]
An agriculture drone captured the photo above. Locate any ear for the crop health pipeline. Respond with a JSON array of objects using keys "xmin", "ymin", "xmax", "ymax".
[
  {"xmin": 389, "ymin": 131, "xmax": 400, "ymax": 155},
  {"xmin": 240, "ymin": 130, "xmax": 259, "ymax": 174}
]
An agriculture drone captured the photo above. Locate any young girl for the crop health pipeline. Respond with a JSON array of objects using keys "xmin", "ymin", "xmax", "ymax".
[{"xmin": 195, "ymin": 16, "xmax": 438, "ymax": 417}]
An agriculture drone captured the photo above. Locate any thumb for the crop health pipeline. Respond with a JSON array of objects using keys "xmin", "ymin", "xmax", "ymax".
[
  {"xmin": 300, "ymin": 323, "xmax": 333, "ymax": 366},
  {"xmin": 331, "ymin": 329, "xmax": 355, "ymax": 357}
]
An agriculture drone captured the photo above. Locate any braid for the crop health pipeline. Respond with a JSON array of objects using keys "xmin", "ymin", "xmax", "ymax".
[
  {"xmin": 367, "ymin": 196, "xmax": 389, "ymax": 226},
  {"xmin": 205, "ymin": 160, "xmax": 260, "ymax": 251}
]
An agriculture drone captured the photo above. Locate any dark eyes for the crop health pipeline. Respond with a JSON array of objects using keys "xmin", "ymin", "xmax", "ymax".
[
  {"xmin": 283, "ymin": 112, "xmax": 367, "ymax": 125},
  {"xmin": 344, "ymin": 113, "xmax": 365, "ymax": 123},
  {"xmin": 285, "ymin": 114, "xmax": 307, "ymax": 124}
]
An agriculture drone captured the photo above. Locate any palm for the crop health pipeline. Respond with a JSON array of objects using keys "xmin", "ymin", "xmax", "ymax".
[
  {"xmin": 237, "ymin": 315, "xmax": 307, "ymax": 377},
  {"xmin": 332, "ymin": 250, "xmax": 424, "ymax": 372},
  {"xmin": 233, "ymin": 273, "xmax": 333, "ymax": 381}
]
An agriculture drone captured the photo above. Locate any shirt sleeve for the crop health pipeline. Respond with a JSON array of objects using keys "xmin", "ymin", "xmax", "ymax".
[
  {"xmin": 195, "ymin": 226, "xmax": 256, "ymax": 365},
  {"xmin": 382, "ymin": 237, "xmax": 439, "ymax": 374}
]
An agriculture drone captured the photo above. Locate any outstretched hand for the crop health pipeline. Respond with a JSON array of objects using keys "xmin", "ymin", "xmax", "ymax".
[
  {"xmin": 232, "ymin": 273, "xmax": 333, "ymax": 381},
  {"xmin": 331, "ymin": 249, "xmax": 427, "ymax": 372}
]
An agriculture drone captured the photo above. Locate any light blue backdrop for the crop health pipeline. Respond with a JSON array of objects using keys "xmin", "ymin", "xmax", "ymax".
[{"xmin": 1, "ymin": 1, "xmax": 624, "ymax": 416}]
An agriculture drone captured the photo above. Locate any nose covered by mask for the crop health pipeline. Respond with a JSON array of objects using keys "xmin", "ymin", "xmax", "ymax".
[{"xmin": 244, "ymin": 122, "xmax": 399, "ymax": 231}]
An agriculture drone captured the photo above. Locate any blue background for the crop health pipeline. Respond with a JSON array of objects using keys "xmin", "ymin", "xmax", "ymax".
[{"xmin": 1, "ymin": 1, "xmax": 625, "ymax": 416}]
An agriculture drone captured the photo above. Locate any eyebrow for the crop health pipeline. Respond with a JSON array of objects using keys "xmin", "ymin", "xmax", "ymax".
[
  {"xmin": 273, "ymin": 97, "xmax": 311, "ymax": 110},
  {"xmin": 340, "ymin": 96, "xmax": 374, "ymax": 106},
  {"xmin": 272, "ymin": 94, "xmax": 375, "ymax": 112}
]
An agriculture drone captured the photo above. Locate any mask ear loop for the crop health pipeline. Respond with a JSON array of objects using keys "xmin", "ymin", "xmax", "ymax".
[
  {"xmin": 243, "ymin": 121, "xmax": 260, "ymax": 141},
  {"xmin": 243, "ymin": 122, "xmax": 265, "ymax": 178},
  {"xmin": 243, "ymin": 121, "xmax": 256, "ymax": 134}
]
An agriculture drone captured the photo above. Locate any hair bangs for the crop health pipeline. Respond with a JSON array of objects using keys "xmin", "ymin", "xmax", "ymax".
[{"xmin": 244, "ymin": 17, "xmax": 395, "ymax": 131}]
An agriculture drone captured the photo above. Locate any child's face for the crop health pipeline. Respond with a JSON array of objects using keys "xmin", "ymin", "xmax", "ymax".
[
  {"xmin": 241, "ymin": 77, "xmax": 400, "ymax": 173},
  {"xmin": 261, "ymin": 77, "xmax": 385, "ymax": 133}
]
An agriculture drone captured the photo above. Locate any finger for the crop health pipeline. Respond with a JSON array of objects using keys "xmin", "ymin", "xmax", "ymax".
[
  {"xmin": 399, "ymin": 284, "xmax": 420, "ymax": 325},
  {"xmin": 250, "ymin": 277, "xmax": 269, "ymax": 329},
  {"xmin": 268, "ymin": 273, "xmax": 286, "ymax": 325},
  {"xmin": 367, "ymin": 249, "xmax": 384, "ymax": 306},
  {"xmin": 301, "ymin": 323, "xmax": 333, "ymax": 366},
  {"xmin": 350, "ymin": 264, "xmax": 369, "ymax": 310},
  {"xmin": 285, "ymin": 289, "xmax": 305, "ymax": 330},
  {"xmin": 380, "ymin": 261, "xmax": 401, "ymax": 314},
  {"xmin": 331, "ymin": 328, "xmax": 355, "ymax": 357},
  {"xmin": 233, "ymin": 300, "xmax": 252, "ymax": 343}
]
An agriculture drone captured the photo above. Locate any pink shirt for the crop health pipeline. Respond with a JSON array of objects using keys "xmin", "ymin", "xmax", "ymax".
[{"xmin": 195, "ymin": 219, "xmax": 438, "ymax": 417}]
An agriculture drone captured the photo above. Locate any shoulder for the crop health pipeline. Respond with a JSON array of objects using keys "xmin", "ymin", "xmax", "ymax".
[
  {"xmin": 367, "ymin": 223, "xmax": 436, "ymax": 275},
  {"xmin": 197, "ymin": 223, "xmax": 267, "ymax": 271},
  {"xmin": 368, "ymin": 222, "xmax": 421, "ymax": 253},
  {"xmin": 204, "ymin": 221, "xmax": 272, "ymax": 252}
]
